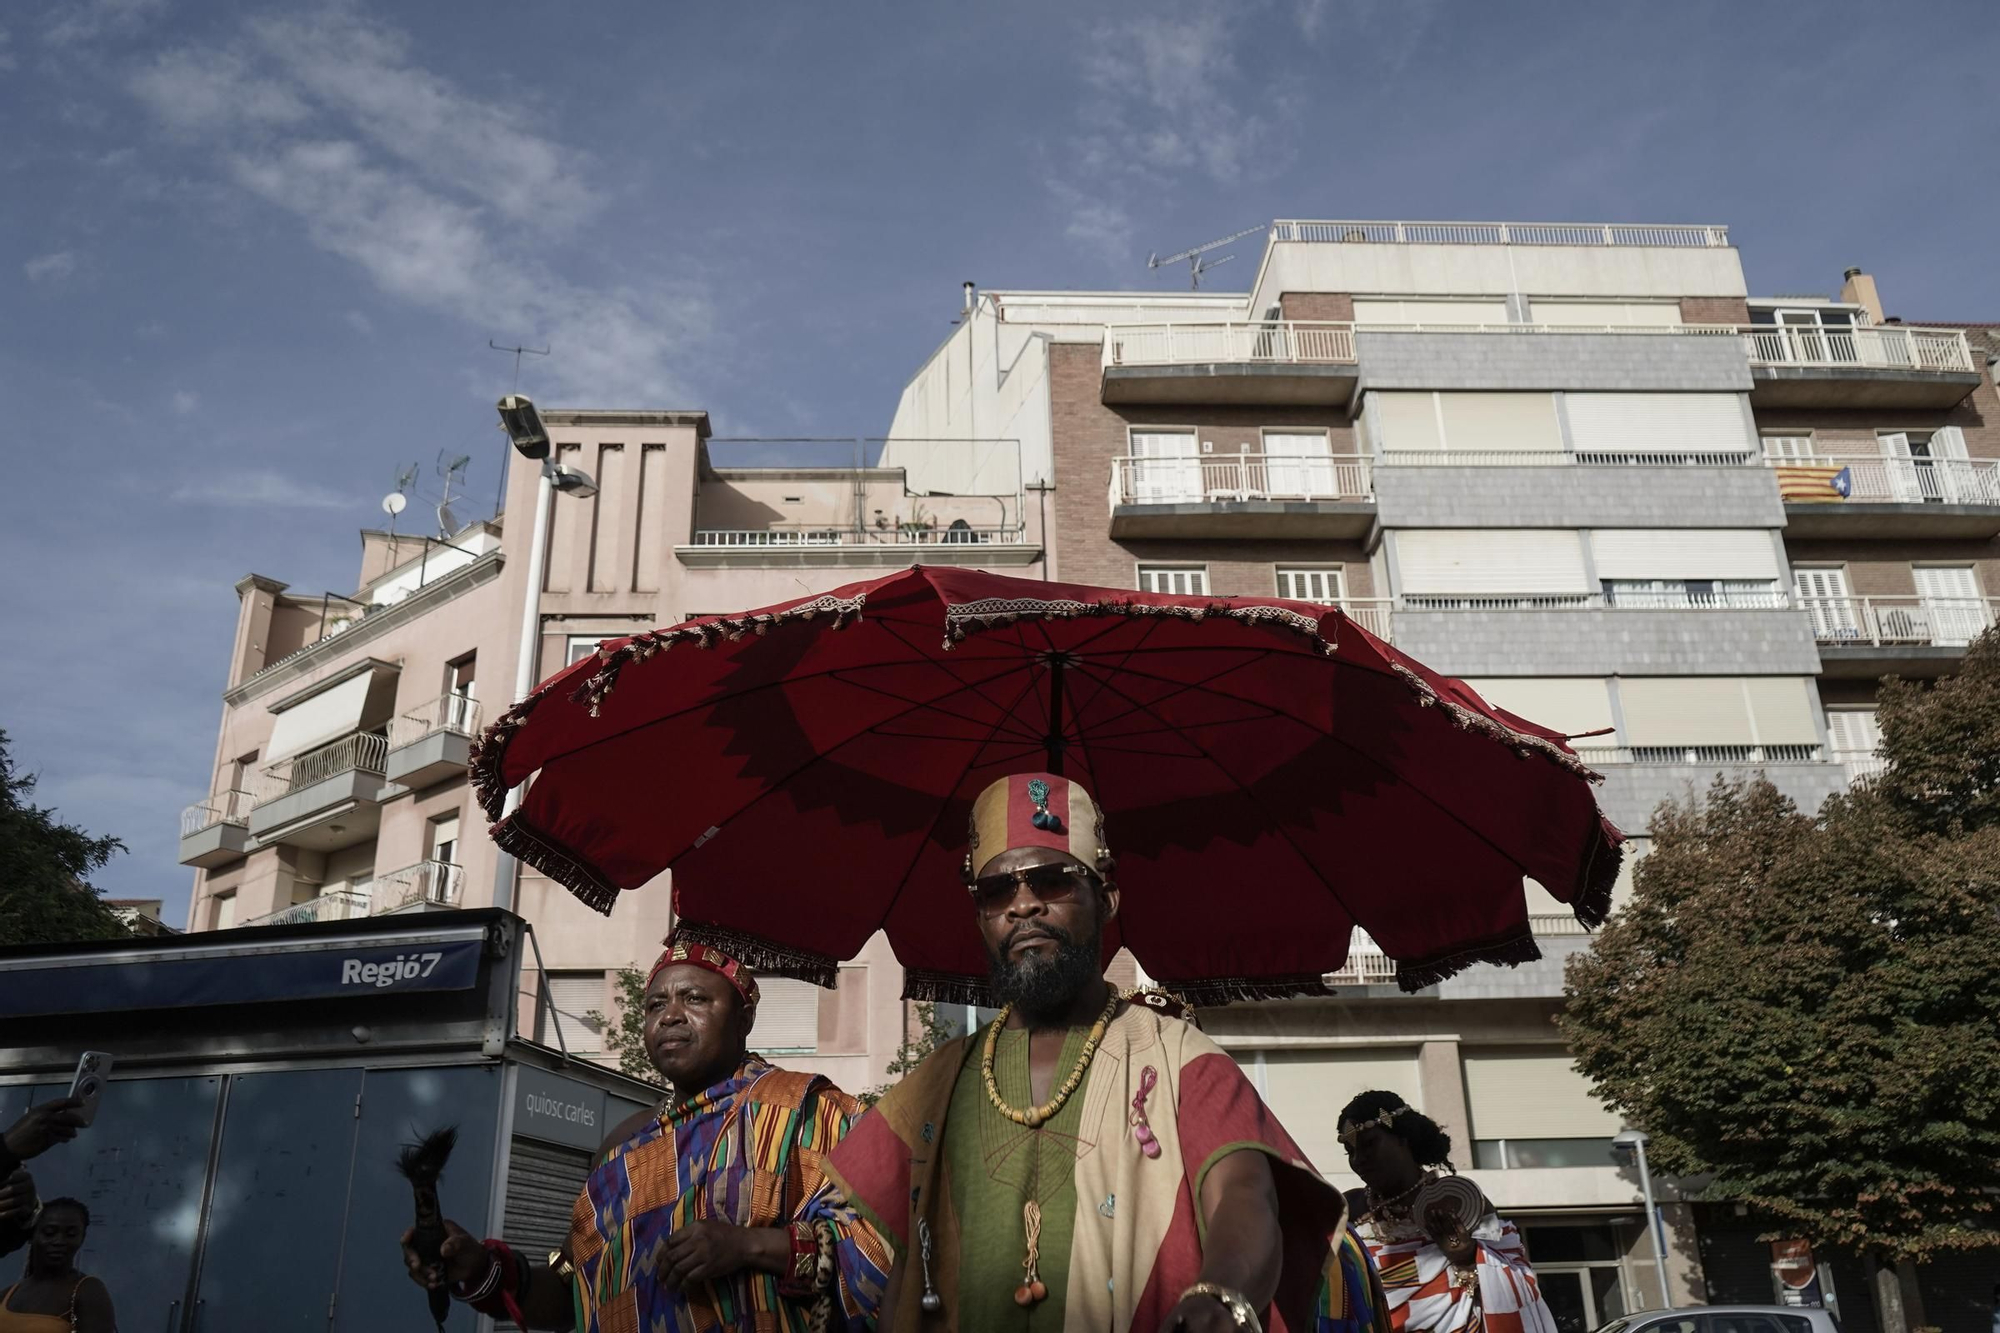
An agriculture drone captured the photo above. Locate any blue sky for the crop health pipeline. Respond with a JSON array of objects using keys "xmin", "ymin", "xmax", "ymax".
[{"xmin": 3, "ymin": 0, "xmax": 1997, "ymax": 920}]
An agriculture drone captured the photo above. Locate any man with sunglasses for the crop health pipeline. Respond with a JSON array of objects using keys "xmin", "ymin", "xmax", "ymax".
[{"xmin": 810, "ymin": 772, "xmax": 1385, "ymax": 1333}]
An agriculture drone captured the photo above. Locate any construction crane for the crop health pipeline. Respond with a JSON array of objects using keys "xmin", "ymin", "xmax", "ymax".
[{"xmin": 1147, "ymin": 225, "xmax": 1266, "ymax": 290}]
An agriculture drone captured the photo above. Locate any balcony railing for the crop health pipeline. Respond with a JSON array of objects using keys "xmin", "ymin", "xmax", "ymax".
[
  {"xmin": 1325, "ymin": 929, "xmax": 1397, "ymax": 985},
  {"xmin": 1744, "ymin": 324, "xmax": 1975, "ymax": 374},
  {"xmin": 1108, "ymin": 454, "xmax": 1372, "ymax": 509},
  {"xmin": 1800, "ymin": 595, "xmax": 1998, "ymax": 648},
  {"xmin": 181, "ymin": 789, "xmax": 254, "ymax": 837},
  {"xmin": 1400, "ymin": 592, "xmax": 1794, "ymax": 612},
  {"xmin": 372, "ymin": 859, "xmax": 465, "ymax": 913},
  {"xmin": 1271, "ymin": 220, "xmax": 1730, "ymax": 247},
  {"xmin": 1380, "ymin": 448, "xmax": 1754, "ymax": 468},
  {"xmin": 1837, "ymin": 751, "xmax": 1888, "ymax": 785},
  {"xmin": 689, "ymin": 526, "xmax": 1027, "ymax": 548},
  {"xmin": 238, "ymin": 885, "xmax": 372, "ymax": 929},
  {"xmin": 1765, "ymin": 451, "xmax": 2000, "ymax": 505},
  {"xmin": 1101, "ymin": 321, "xmax": 1356, "ymax": 368},
  {"xmin": 388, "ymin": 692, "xmax": 483, "ymax": 749},
  {"xmin": 1572, "ymin": 744, "xmax": 1824, "ymax": 766},
  {"xmin": 1530, "ymin": 913, "xmax": 1594, "ymax": 937},
  {"xmin": 249, "ymin": 731, "xmax": 389, "ymax": 807}
]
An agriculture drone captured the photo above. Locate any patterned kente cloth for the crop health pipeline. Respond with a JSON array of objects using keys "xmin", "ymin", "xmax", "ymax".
[
  {"xmin": 1355, "ymin": 1174, "xmax": 1555, "ymax": 1333},
  {"xmin": 813, "ymin": 1001, "xmax": 1388, "ymax": 1333},
  {"xmin": 567, "ymin": 1056, "xmax": 863, "ymax": 1333}
]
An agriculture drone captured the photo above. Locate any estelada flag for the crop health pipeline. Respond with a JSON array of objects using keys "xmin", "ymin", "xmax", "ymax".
[{"xmin": 1776, "ymin": 464, "xmax": 1852, "ymax": 502}]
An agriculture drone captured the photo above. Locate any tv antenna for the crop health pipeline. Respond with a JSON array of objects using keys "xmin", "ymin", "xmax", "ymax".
[
  {"xmin": 488, "ymin": 339, "xmax": 549, "ymax": 390},
  {"xmin": 381, "ymin": 463, "xmax": 418, "ymax": 537},
  {"xmin": 1148, "ymin": 225, "xmax": 1265, "ymax": 290},
  {"xmin": 435, "ymin": 451, "xmax": 472, "ymax": 538}
]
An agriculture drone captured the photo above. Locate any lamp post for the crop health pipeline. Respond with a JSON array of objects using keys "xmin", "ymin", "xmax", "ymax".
[
  {"xmin": 491, "ymin": 395, "xmax": 597, "ymax": 914},
  {"xmin": 1614, "ymin": 1129, "xmax": 1671, "ymax": 1308}
]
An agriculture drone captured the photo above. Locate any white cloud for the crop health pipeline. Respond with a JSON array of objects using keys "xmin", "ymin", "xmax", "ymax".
[
  {"xmin": 344, "ymin": 309, "xmax": 373, "ymax": 335},
  {"xmin": 44, "ymin": 0, "xmax": 165, "ymax": 48},
  {"xmin": 171, "ymin": 389, "xmax": 199, "ymax": 414},
  {"xmin": 127, "ymin": 11, "xmax": 707, "ymax": 404},
  {"xmin": 0, "ymin": 26, "xmax": 17, "ymax": 71},
  {"xmin": 170, "ymin": 471, "xmax": 355, "ymax": 510},
  {"xmin": 1049, "ymin": 179, "xmax": 1135, "ymax": 267},
  {"xmin": 24, "ymin": 251, "xmax": 78, "ymax": 283}
]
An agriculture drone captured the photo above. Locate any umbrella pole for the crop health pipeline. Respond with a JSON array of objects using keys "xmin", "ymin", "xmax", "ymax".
[{"xmin": 1044, "ymin": 655, "xmax": 1066, "ymax": 775}]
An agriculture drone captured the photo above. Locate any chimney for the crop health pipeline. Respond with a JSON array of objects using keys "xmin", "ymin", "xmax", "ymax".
[
  {"xmin": 1840, "ymin": 267, "xmax": 1885, "ymax": 325},
  {"xmin": 963, "ymin": 281, "xmax": 977, "ymax": 315}
]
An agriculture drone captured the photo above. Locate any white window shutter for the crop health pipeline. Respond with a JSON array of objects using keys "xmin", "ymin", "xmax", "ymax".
[
  {"xmin": 1563, "ymin": 393, "xmax": 1753, "ymax": 456},
  {"xmin": 752, "ymin": 978, "xmax": 820, "ymax": 1054},
  {"xmin": 539, "ymin": 973, "xmax": 606, "ymax": 1054},
  {"xmin": 1590, "ymin": 530, "xmax": 1780, "ymax": 581},
  {"xmin": 1395, "ymin": 530, "xmax": 1588, "ymax": 595},
  {"xmin": 1463, "ymin": 1051, "xmax": 1621, "ymax": 1140}
]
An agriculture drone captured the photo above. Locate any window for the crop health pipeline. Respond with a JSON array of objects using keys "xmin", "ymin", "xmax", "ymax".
[
  {"xmin": 1262, "ymin": 431, "xmax": 1336, "ymax": 497},
  {"xmin": 537, "ymin": 972, "xmax": 606, "ymax": 1054},
  {"xmin": 1914, "ymin": 565, "xmax": 1991, "ymax": 645},
  {"xmin": 1352, "ymin": 298, "xmax": 1509, "ymax": 325},
  {"xmin": 1826, "ymin": 709, "xmax": 1882, "ymax": 774},
  {"xmin": 445, "ymin": 653, "xmax": 476, "ymax": 730},
  {"xmin": 1792, "ymin": 567, "xmax": 1856, "ymax": 639},
  {"xmin": 1761, "ymin": 434, "xmax": 1815, "ymax": 460},
  {"xmin": 1138, "ymin": 566, "xmax": 1209, "ymax": 596},
  {"xmin": 1472, "ymin": 1137, "xmax": 1615, "ymax": 1169},
  {"xmin": 567, "ymin": 636, "xmax": 612, "ymax": 666},
  {"xmin": 1276, "ymin": 567, "xmax": 1343, "ymax": 605},
  {"xmin": 1880, "ymin": 427, "xmax": 1973, "ymax": 502},
  {"xmin": 1528, "ymin": 299, "xmax": 1681, "ymax": 327},
  {"xmin": 429, "ymin": 813, "xmax": 460, "ymax": 866},
  {"xmin": 1127, "ymin": 430, "xmax": 1201, "ymax": 504},
  {"xmin": 1395, "ymin": 530, "xmax": 1589, "ymax": 601},
  {"xmin": 753, "ymin": 977, "xmax": 821, "ymax": 1054},
  {"xmin": 211, "ymin": 892, "xmax": 236, "ymax": 931}
]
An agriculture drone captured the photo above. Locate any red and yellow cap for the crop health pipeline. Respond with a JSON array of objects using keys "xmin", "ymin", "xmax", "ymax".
[
  {"xmin": 966, "ymin": 772, "xmax": 1112, "ymax": 881},
  {"xmin": 646, "ymin": 933, "xmax": 760, "ymax": 1009}
]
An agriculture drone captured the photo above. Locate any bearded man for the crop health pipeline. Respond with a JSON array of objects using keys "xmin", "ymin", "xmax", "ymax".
[
  {"xmin": 403, "ymin": 934, "xmax": 888, "ymax": 1331},
  {"xmin": 811, "ymin": 773, "xmax": 1385, "ymax": 1333}
]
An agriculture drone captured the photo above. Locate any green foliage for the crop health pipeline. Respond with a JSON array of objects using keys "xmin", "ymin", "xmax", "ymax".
[
  {"xmin": 859, "ymin": 1002, "xmax": 960, "ymax": 1106},
  {"xmin": 587, "ymin": 965, "xmax": 666, "ymax": 1088},
  {"xmin": 0, "ymin": 730, "xmax": 130, "ymax": 948},
  {"xmin": 1561, "ymin": 632, "xmax": 2000, "ymax": 1269}
]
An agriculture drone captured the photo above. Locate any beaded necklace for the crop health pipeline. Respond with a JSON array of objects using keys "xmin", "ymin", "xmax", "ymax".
[{"xmin": 979, "ymin": 990, "xmax": 1122, "ymax": 1306}]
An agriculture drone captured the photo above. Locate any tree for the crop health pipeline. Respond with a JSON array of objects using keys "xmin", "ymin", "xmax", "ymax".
[
  {"xmin": 1560, "ymin": 631, "xmax": 2000, "ymax": 1333},
  {"xmin": 859, "ymin": 1002, "xmax": 959, "ymax": 1106},
  {"xmin": 587, "ymin": 965, "xmax": 665, "ymax": 1087},
  {"xmin": 0, "ymin": 730, "xmax": 130, "ymax": 947}
]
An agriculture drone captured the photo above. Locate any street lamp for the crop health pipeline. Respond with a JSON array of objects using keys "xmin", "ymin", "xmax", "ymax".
[
  {"xmin": 1613, "ymin": 1129, "xmax": 1671, "ymax": 1308},
  {"xmin": 492, "ymin": 394, "xmax": 596, "ymax": 913}
]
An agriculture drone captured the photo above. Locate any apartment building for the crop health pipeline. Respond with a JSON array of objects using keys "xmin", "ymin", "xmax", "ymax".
[
  {"xmin": 179, "ymin": 414, "xmax": 1041, "ymax": 1094},
  {"xmin": 883, "ymin": 221, "xmax": 1998, "ymax": 1330}
]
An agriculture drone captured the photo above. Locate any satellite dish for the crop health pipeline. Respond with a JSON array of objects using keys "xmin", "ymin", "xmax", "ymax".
[{"xmin": 382, "ymin": 492, "xmax": 408, "ymax": 516}]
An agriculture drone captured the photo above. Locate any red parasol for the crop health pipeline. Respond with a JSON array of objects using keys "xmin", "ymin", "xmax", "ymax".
[{"xmin": 474, "ymin": 567, "xmax": 1621, "ymax": 1004}]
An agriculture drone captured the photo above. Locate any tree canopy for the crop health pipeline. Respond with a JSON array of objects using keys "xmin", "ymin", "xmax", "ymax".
[
  {"xmin": 0, "ymin": 729, "xmax": 131, "ymax": 947},
  {"xmin": 1561, "ymin": 632, "xmax": 2000, "ymax": 1269}
]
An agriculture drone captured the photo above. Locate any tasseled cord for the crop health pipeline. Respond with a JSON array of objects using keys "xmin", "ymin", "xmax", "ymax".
[{"xmin": 1015, "ymin": 1199, "xmax": 1048, "ymax": 1306}]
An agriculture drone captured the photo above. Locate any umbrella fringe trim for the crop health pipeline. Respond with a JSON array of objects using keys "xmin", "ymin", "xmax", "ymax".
[
  {"xmin": 1574, "ymin": 818, "xmax": 1624, "ymax": 929},
  {"xmin": 468, "ymin": 592, "xmax": 868, "ymax": 823},
  {"xmin": 671, "ymin": 922, "xmax": 839, "ymax": 988},
  {"xmin": 1394, "ymin": 931, "xmax": 1544, "ymax": 992},
  {"xmin": 1392, "ymin": 664, "xmax": 1604, "ymax": 784},
  {"xmin": 489, "ymin": 812, "xmax": 621, "ymax": 916},
  {"xmin": 901, "ymin": 969, "xmax": 993, "ymax": 1007},
  {"xmin": 944, "ymin": 596, "xmax": 1333, "ymax": 654},
  {"xmin": 1157, "ymin": 974, "xmax": 1337, "ymax": 1007}
]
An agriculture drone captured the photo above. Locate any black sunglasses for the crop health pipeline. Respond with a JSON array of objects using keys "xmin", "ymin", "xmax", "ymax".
[{"xmin": 968, "ymin": 862, "xmax": 1101, "ymax": 917}]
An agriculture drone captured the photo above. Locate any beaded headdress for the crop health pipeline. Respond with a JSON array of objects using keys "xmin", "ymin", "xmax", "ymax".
[
  {"xmin": 646, "ymin": 933, "xmax": 760, "ymax": 1010},
  {"xmin": 1337, "ymin": 1102, "xmax": 1413, "ymax": 1146}
]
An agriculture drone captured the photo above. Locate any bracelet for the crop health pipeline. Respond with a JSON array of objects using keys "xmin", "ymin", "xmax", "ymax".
[
  {"xmin": 452, "ymin": 1239, "xmax": 528, "ymax": 1325},
  {"xmin": 1180, "ymin": 1282, "xmax": 1262, "ymax": 1332}
]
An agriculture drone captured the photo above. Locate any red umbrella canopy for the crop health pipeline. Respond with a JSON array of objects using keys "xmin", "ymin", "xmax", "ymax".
[{"xmin": 475, "ymin": 567, "xmax": 1623, "ymax": 1004}]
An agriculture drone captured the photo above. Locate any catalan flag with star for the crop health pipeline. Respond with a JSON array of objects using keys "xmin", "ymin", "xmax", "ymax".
[{"xmin": 1775, "ymin": 464, "xmax": 1852, "ymax": 503}]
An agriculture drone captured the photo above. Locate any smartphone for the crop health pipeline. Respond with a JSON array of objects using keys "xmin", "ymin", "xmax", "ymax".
[{"xmin": 66, "ymin": 1051, "xmax": 113, "ymax": 1128}]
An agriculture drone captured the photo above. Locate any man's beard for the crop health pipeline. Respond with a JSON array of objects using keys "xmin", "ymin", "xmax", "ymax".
[{"xmin": 987, "ymin": 921, "xmax": 1102, "ymax": 1025}]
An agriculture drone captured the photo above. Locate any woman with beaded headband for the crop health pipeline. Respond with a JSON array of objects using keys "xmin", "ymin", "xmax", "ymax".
[{"xmin": 1338, "ymin": 1092, "xmax": 1555, "ymax": 1333}]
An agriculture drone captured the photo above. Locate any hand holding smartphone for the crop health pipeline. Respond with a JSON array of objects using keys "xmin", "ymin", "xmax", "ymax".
[{"xmin": 66, "ymin": 1051, "xmax": 114, "ymax": 1128}]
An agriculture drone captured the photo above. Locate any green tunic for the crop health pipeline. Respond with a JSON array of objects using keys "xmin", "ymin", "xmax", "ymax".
[{"xmin": 946, "ymin": 1024, "xmax": 1095, "ymax": 1330}]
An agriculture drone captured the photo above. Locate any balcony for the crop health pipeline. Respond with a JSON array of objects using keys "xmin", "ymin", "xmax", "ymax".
[
  {"xmin": 1270, "ymin": 219, "xmax": 1730, "ymax": 247},
  {"xmin": 1321, "ymin": 916, "xmax": 1591, "ymax": 990},
  {"xmin": 385, "ymin": 693, "xmax": 482, "ymax": 789},
  {"xmin": 371, "ymin": 860, "xmax": 466, "ymax": 914},
  {"xmin": 676, "ymin": 524, "xmax": 1038, "ymax": 569},
  {"xmin": 1803, "ymin": 595, "xmax": 1999, "ymax": 678},
  {"xmin": 178, "ymin": 790, "xmax": 254, "ymax": 868},
  {"xmin": 1107, "ymin": 453, "xmax": 1374, "ymax": 538},
  {"xmin": 245, "ymin": 731, "xmax": 389, "ymax": 851},
  {"xmin": 1099, "ymin": 321, "xmax": 1358, "ymax": 405},
  {"xmin": 1573, "ymin": 744, "xmax": 1823, "ymax": 766},
  {"xmin": 1768, "ymin": 451, "xmax": 2000, "ymax": 538},
  {"xmin": 239, "ymin": 885, "xmax": 372, "ymax": 929},
  {"xmin": 1743, "ymin": 324, "xmax": 1980, "ymax": 408}
]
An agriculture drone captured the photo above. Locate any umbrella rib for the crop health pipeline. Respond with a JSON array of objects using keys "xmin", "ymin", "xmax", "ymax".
[{"xmin": 866, "ymin": 616, "xmax": 1057, "ymax": 745}]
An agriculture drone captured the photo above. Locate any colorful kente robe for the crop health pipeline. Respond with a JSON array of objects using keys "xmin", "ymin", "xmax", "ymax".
[
  {"xmin": 1355, "ymin": 1175, "xmax": 1555, "ymax": 1333},
  {"xmin": 567, "ymin": 1056, "xmax": 873, "ymax": 1333},
  {"xmin": 812, "ymin": 1001, "xmax": 1388, "ymax": 1333}
]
